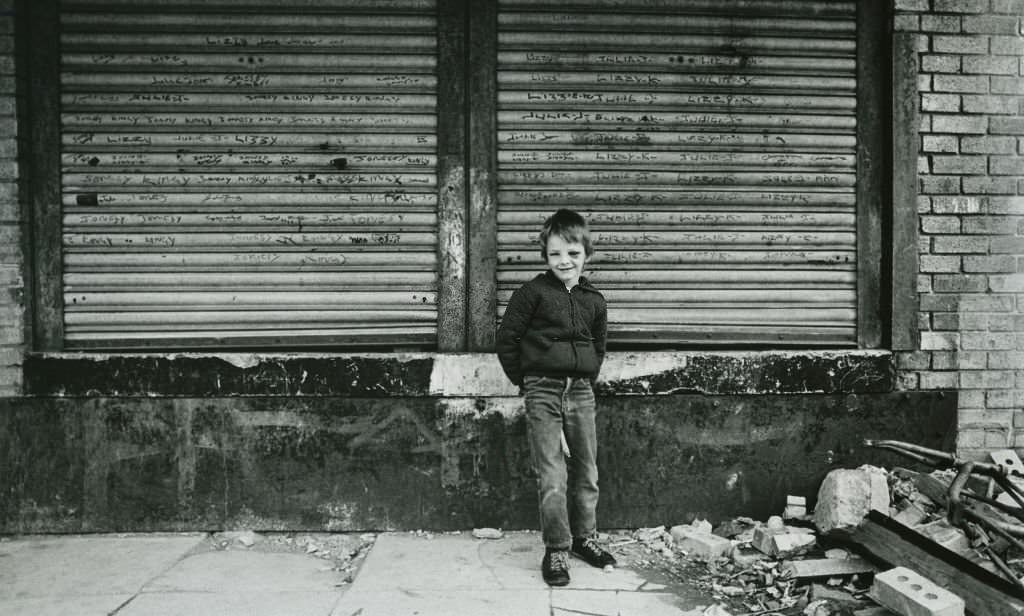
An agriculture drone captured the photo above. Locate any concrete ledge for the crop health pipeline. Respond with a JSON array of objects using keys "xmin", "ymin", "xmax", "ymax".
[
  {"xmin": 1, "ymin": 389, "xmax": 952, "ymax": 533},
  {"xmin": 26, "ymin": 350, "xmax": 894, "ymax": 397}
]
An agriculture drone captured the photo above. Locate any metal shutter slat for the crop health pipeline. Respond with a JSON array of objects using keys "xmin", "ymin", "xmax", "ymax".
[{"xmin": 61, "ymin": 0, "xmax": 439, "ymax": 349}]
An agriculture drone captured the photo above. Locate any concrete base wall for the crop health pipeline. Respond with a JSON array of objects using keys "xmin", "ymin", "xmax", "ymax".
[{"xmin": 1, "ymin": 352, "xmax": 955, "ymax": 533}]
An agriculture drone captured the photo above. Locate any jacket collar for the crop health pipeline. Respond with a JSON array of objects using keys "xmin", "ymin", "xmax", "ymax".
[{"xmin": 539, "ymin": 270, "xmax": 598, "ymax": 293}]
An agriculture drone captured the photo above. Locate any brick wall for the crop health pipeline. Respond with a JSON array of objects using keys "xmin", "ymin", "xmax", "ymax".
[
  {"xmin": 895, "ymin": 0, "xmax": 1024, "ymax": 459},
  {"xmin": 0, "ymin": 0, "xmax": 21, "ymax": 396}
]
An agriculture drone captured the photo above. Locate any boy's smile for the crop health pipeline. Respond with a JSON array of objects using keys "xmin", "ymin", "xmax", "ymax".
[{"xmin": 545, "ymin": 234, "xmax": 587, "ymax": 289}]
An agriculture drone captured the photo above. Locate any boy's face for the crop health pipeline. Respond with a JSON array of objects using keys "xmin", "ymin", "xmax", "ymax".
[{"xmin": 545, "ymin": 234, "xmax": 587, "ymax": 289}]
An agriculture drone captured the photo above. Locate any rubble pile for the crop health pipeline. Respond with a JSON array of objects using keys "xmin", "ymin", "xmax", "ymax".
[
  {"xmin": 614, "ymin": 457, "xmax": 1024, "ymax": 616},
  {"xmin": 207, "ymin": 530, "xmax": 377, "ymax": 585}
]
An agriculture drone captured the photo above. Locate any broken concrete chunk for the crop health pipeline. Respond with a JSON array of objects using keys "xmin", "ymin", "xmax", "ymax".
[
  {"xmin": 669, "ymin": 524, "xmax": 733, "ymax": 561},
  {"xmin": 752, "ymin": 523, "xmax": 815, "ymax": 557},
  {"xmin": 471, "ymin": 527, "xmax": 504, "ymax": 540},
  {"xmin": 781, "ymin": 557, "xmax": 876, "ymax": 579},
  {"xmin": 815, "ymin": 467, "xmax": 892, "ymax": 533},
  {"xmin": 784, "ymin": 495, "xmax": 808, "ymax": 519},
  {"xmin": 912, "ymin": 520, "xmax": 970, "ymax": 556},
  {"xmin": 871, "ymin": 566, "xmax": 964, "ymax": 616}
]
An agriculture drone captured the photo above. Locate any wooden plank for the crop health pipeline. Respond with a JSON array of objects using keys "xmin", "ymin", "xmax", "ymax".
[
  {"xmin": 467, "ymin": 0, "xmax": 497, "ymax": 351},
  {"xmin": 891, "ymin": 31, "xmax": 920, "ymax": 351},
  {"xmin": 841, "ymin": 514, "xmax": 1024, "ymax": 616},
  {"xmin": 25, "ymin": 0, "xmax": 64, "ymax": 350},
  {"xmin": 436, "ymin": 0, "xmax": 467, "ymax": 351},
  {"xmin": 855, "ymin": 0, "xmax": 886, "ymax": 349}
]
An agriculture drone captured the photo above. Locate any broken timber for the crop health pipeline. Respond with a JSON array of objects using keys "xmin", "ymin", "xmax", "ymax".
[{"xmin": 836, "ymin": 510, "xmax": 1024, "ymax": 616}]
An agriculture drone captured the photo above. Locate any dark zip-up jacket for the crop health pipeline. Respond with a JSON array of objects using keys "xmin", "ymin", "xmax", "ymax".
[{"xmin": 496, "ymin": 270, "xmax": 608, "ymax": 387}]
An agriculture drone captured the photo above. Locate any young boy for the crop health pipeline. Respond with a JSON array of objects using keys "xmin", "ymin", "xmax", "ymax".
[{"xmin": 496, "ymin": 208, "xmax": 616, "ymax": 587}]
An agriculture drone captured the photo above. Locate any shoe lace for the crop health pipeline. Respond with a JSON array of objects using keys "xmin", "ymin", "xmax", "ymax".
[
  {"xmin": 549, "ymin": 550, "xmax": 570, "ymax": 571},
  {"xmin": 579, "ymin": 537, "xmax": 604, "ymax": 556}
]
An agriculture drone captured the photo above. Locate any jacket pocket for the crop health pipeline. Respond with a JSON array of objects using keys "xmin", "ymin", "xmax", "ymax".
[{"xmin": 574, "ymin": 339, "xmax": 600, "ymax": 375}]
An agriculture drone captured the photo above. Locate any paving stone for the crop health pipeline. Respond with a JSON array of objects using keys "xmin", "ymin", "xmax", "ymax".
[
  {"xmin": 349, "ymin": 532, "xmax": 647, "ymax": 593},
  {"xmin": 145, "ymin": 550, "xmax": 344, "ymax": 592},
  {"xmin": 0, "ymin": 534, "xmax": 205, "ymax": 599},
  {"xmin": 118, "ymin": 591, "xmax": 340, "ymax": 616},
  {"xmin": 334, "ymin": 589, "xmax": 550, "ymax": 616},
  {"xmin": 0, "ymin": 595, "xmax": 134, "ymax": 616}
]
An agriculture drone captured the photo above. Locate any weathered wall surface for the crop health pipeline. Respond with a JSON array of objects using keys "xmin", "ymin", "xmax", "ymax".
[
  {"xmin": 3, "ymin": 353, "xmax": 953, "ymax": 533},
  {"xmin": 892, "ymin": 0, "xmax": 1024, "ymax": 460}
]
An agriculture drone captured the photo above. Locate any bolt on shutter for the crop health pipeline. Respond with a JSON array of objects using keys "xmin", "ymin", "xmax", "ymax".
[
  {"xmin": 60, "ymin": 0, "xmax": 438, "ymax": 349},
  {"xmin": 496, "ymin": 0, "xmax": 858, "ymax": 347}
]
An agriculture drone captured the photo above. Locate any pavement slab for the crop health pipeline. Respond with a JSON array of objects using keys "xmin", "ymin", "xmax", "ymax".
[
  {"xmin": 118, "ymin": 591, "xmax": 342, "ymax": 616},
  {"xmin": 144, "ymin": 550, "xmax": 346, "ymax": 592},
  {"xmin": 0, "ymin": 533, "xmax": 204, "ymax": 616}
]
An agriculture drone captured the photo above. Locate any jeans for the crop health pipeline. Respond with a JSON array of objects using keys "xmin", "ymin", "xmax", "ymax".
[{"xmin": 522, "ymin": 375, "xmax": 600, "ymax": 549}]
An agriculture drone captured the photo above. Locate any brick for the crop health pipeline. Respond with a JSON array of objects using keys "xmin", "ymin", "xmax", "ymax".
[
  {"xmin": 987, "ymin": 390, "xmax": 1016, "ymax": 408},
  {"xmin": 990, "ymin": 274, "xmax": 1024, "ymax": 292},
  {"xmin": 894, "ymin": 14, "xmax": 920, "ymax": 32},
  {"xmin": 991, "ymin": 117, "xmax": 1024, "ymax": 134},
  {"xmin": 932, "ymin": 196, "xmax": 983, "ymax": 213},
  {"xmin": 921, "ymin": 92, "xmax": 960, "ymax": 113},
  {"xmin": 932, "ymin": 35, "xmax": 988, "ymax": 54},
  {"xmin": 958, "ymin": 429, "xmax": 986, "ymax": 449},
  {"xmin": 669, "ymin": 525, "xmax": 732, "ymax": 561},
  {"xmin": 989, "ymin": 351, "xmax": 1024, "ymax": 369},
  {"xmin": 930, "ymin": 114, "xmax": 987, "ymax": 133},
  {"xmin": 958, "ymin": 389, "xmax": 985, "ymax": 408},
  {"xmin": 963, "ymin": 176, "xmax": 1018, "ymax": 194},
  {"xmin": 932, "ymin": 313, "xmax": 959, "ymax": 330},
  {"xmin": 963, "ymin": 15, "xmax": 1021, "ymax": 35},
  {"xmin": 921, "ymin": 55, "xmax": 960, "ymax": 74},
  {"xmin": 991, "ymin": 0, "xmax": 1024, "ymax": 12},
  {"xmin": 918, "ymin": 155, "xmax": 930, "ymax": 174},
  {"xmin": 932, "ymin": 236, "xmax": 988, "ymax": 253},
  {"xmin": 920, "ymin": 332, "xmax": 960, "ymax": 351},
  {"xmin": 991, "ymin": 156, "xmax": 1024, "ymax": 175},
  {"xmin": 959, "ymin": 294, "xmax": 1015, "ymax": 312},
  {"xmin": 896, "ymin": 372, "xmax": 920, "ymax": 390},
  {"xmin": 920, "ymin": 176, "xmax": 961, "ymax": 194},
  {"xmin": 894, "ymin": 0, "xmax": 928, "ymax": 9},
  {"xmin": 992, "ymin": 35, "xmax": 1024, "ymax": 54},
  {"xmin": 964, "ymin": 255, "xmax": 1016, "ymax": 272},
  {"xmin": 917, "ymin": 274, "xmax": 932, "ymax": 293},
  {"xmin": 931, "ymin": 352, "xmax": 959, "ymax": 370},
  {"xmin": 920, "ymin": 370, "xmax": 959, "ymax": 391},
  {"xmin": 922, "ymin": 134, "xmax": 958, "ymax": 152},
  {"xmin": 920, "ymin": 255, "xmax": 961, "ymax": 272},
  {"xmin": 931, "ymin": 155, "xmax": 986, "ymax": 175},
  {"xmin": 919, "ymin": 76, "xmax": 932, "ymax": 96},
  {"xmin": 991, "ymin": 236, "xmax": 1024, "ymax": 253},
  {"xmin": 963, "ymin": 56, "xmax": 1018, "ymax": 75},
  {"xmin": 934, "ymin": 275, "xmax": 987, "ymax": 293},
  {"xmin": 963, "ymin": 333, "xmax": 1015, "ymax": 351},
  {"xmin": 933, "ymin": 74, "xmax": 990, "ymax": 93},
  {"xmin": 963, "ymin": 95, "xmax": 1018, "ymax": 115},
  {"xmin": 959, "ymin": 312, "xmax": 991, "ymax": 330},
  {"xmin": 920, "ymin": 15, "xmax": 961, "ymax": 33},
  {"xmin": 962, "ymin": 215, "xmax": 1019, "ymax": 234},
  {"xmin": 933, "ymin": 0, "xmax": 987, "ymax": 12},
  {"xmin": 920, "ymin": 215, "xmax": 962, "ymax": 234},
  {"xmin": 990, "ymin": 76, "xmax": 1024, "ymax": 96},
  {"xmin": 918, "ymin": 196, "xmax": 933, "ymax": 214},
  {"xmin": 961, "ymin": 135, "xmax": 1016, "ymax": 154},
  {"xmin": 920, "ymin": 294, "xmax": 960, "ymax": 311},
  {"xmin": 897, "ymin": 351, "xmax": 931, "ymax": 370}
]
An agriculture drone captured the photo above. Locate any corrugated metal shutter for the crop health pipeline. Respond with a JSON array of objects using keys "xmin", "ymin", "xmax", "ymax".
[
  {"xmin": 60, "ymin": 0, "xmax": 438, "ymax": 349},
  {"xmin": 496, "ymin": 0, "xmax": 858, "ymax": 347}
]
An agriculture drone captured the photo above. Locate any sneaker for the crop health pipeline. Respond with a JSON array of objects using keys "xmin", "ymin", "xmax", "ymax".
[
  {"xmin": 571, "ymin": 536, "xmax": 617, "ymax": 568},
  {"xmin": 541, "ymin": 548, "xmax": 570, "ymax": 586}
]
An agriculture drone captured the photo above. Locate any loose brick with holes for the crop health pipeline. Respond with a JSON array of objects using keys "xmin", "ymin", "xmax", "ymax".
[{"xmin": 871, "ymin": 566, "xmax": 964, "ymax": 616}]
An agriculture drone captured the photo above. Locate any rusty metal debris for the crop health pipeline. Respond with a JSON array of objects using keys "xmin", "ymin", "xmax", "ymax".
[{"xmin": 865, "ymin": 439, "xmax": 1024, "ymax": 591}]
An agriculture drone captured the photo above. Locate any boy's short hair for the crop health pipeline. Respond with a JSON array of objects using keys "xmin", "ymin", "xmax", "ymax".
[{"xmin": 539, "ymin": 208, "xmax": 594, "ymax": 260}]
